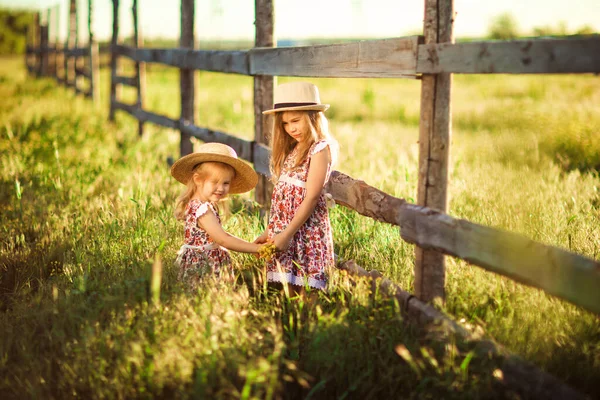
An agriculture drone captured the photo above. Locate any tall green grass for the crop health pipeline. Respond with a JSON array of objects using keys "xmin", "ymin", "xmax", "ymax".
[{"xmin": 1, "ymin": 56, "xmax": 599, "ymax": 398}]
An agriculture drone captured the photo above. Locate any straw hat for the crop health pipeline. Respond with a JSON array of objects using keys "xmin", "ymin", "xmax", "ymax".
[
  {"xmin": 262, "ymin": 81, "xmax": 330, "ymax": 114},
  {"xmin": 170, "ymin": 142, "xmax": 258, "ymax": 194}
]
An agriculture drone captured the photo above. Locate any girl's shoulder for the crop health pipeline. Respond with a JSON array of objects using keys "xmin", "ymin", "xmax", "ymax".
[
  {"xmin": 310, "ymin": 138, "xmax": 339, "ymax": 165},
  {"xmin": 188, "ymin": 199, "xmax": 217, "ymax": 219}
]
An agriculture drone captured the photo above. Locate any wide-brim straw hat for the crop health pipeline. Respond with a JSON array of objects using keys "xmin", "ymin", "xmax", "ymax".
[
  {"xmin": 262, "ymin": 81, "xmax": 330, "ymax": 114},
  {"xmin": 170, "ymin": 142, "xmax": 258, "ymax": 194}
]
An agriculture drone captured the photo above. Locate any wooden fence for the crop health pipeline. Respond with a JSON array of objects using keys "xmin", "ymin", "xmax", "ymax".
[
  {"xmin": 25, "ymin": 0, "xmax": 600, "ymax": 317},
  {"xmin": 26, "ymin": 0, "xmax": 100, "ymax": 102}
]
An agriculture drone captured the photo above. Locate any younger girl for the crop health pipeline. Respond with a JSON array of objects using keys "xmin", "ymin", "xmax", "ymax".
[
  {"xmin": 171, "ymin": 142, "xmax": 261, "ymax": 290},
  {"xmin": 255, "ymin": 81, "xmax": 339, "ymax": 292}
]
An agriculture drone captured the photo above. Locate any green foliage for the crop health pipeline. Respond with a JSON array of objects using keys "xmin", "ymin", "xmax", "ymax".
[
  {"xmin": 533, "ymin": 21, "xmax": 598, "ymax": 37},
  {"xmin": 487, "ymin": 13, "xmax": 520, "ymax": 40},
  {"xmin": 1, "ymin": 57, "xmax": 599, "ymax": 399},
  {"xmin": 0, "ymin": 8, "xmax": 34, "ymax": 55}
]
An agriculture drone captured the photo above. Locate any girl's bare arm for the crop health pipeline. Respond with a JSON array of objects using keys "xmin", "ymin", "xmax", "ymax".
[{"xmin": 198, "ymin": 212, "xmax": 261, "ymax": 253}]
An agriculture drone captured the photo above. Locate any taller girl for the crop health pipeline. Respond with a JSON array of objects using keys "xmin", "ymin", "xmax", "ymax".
[{"xmin": 255, "ymin": 81, "xmax": 339, "ymax": 292}]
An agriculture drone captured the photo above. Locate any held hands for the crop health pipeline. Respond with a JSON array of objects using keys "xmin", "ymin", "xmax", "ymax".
[
  {"xmin": 253, "ymin": 231, "xmax": 292, "ymax": 261},
  {"xmin": 253, "ymin": 231, "xmax": 268, "ymax": 245},
  {"xmin": 272, "ymin": 232, "xmax": 292, "ymax": 252}
]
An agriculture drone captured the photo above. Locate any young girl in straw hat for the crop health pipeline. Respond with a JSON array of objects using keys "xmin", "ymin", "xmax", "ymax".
[
  {"xmin": 255, "ymin": 81, "xmax": 339, "ymax": 293},
  {"xmin": 171, "ymin": 142, "xmax": 261, "ymax": 290}
]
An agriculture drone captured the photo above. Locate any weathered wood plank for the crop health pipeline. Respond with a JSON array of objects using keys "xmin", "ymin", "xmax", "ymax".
[
  {"xmin": 249, "ymin": 36, "xmax": 421, "ymax": 78},
  {"xmin": 337, "ymin": 259, "xmax": 586, "ymax": 399},
  {"xmin": 132, "ymin": 0, "xmax": 145, "ymax": 136},
  {"xmin": 108, "ymin": 0, "xmax": 120, "ymax": 121},
  {"xmin": 62, "ymin": 47, "xmax": 90, "ymax": 57},
  {"xmin": 417, "ymin": 38, "xmax": 600, "ymax": 74},
  {"xmin": 252, "ymin": 142, "xmax": 271, "ymax": 177},
  {"xmin": 65, "ymin": 0, "xmax": 77, "ymax": 91},
  {"xmin": 112, "ymin": 45, "xmax": 249, "ymax": 75},
  {"xmin": 415, "ymin": 0, "xmax": 454, "ymax": 303},
  {"xmin": 73, "ymin": 0, "xmax": 84, "ymax": 96},
  {"xmin": 112, "ymin": 101, "xmax": 179, "ymax": 130},
  {"xmin": 54, "ymin": 43, "xmax": 64, "ymax": 84},
  {"xmin": 325, "ymin": 171, "xmax": 600, "ymax": 315},
  {"xmin": 89, "ymin": 41, "xmax": 100, "ymax": 104},
  {"xmin": 88, "ymin": 0, "xmax": 99, "ymax": 105},
  {"xmin": 179, "ymin": 123, "xmax": 253, "ymax": 162},
  {"xmin": 39, "ymin": 25, "xmax": 49, "ymax": 76},
  {"xmin": 179, "ymin": 0, "xmax": 195, "ymax": 156},
  {"xmin": 113, "ymin": 75, "xmax": 137, "ymax": 87},
  {"xmin": 253, "ymin": 0, "xmax": 275, "ymax": 210}
]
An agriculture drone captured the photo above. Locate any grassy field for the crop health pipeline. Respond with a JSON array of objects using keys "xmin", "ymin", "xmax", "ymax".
[{"xmin": 1, "ymin": 55, "xmax": 599, "ymax": 399}]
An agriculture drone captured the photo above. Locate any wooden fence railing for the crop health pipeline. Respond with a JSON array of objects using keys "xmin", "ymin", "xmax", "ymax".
[
  {"xmin": 26, "ymin": 0, "xmax": 99, "ymax": 102},
  {"xmin": 24, "ymin": 0, "xmax": 600, "ymax": 316}
]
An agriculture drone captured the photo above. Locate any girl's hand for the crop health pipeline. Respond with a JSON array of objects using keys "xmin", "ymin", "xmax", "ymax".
[
  {"xmin": 254, "ymin": 231, "xmax": 268, "ymax": 244},
  {"xmin": 272, "ymin": 232, "xmax": 292, "ymax": 252}
]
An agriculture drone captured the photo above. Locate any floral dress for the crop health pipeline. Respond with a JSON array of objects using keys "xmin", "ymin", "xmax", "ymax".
[
  {"xmin": 176, "ymin": 200, "xmax": 231, "ymax": 290},
  {"xmin": 266, "ymin": 139, "xmax": 337, "ymax": 290}
]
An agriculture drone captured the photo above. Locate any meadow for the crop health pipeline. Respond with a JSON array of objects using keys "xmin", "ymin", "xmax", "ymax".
[{"xmin": 1, "ymin": 54, "xmax": 599, "ymax": 399}]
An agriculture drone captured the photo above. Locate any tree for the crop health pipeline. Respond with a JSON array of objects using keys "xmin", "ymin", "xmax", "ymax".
[
  {"xmin": 488, "ymin": 13, "xmax": 519, "ymax": 40},
  {"xmin": 0, "ymin": 8, "xmax": 34, "ymax": 55}
]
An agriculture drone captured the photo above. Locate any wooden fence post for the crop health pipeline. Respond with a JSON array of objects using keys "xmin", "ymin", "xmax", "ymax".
[
  {"xmin": 180, "ymin": 0, "xmax": 195, "ymax": 156},
  {"xmin": 88, "ymin": 0, "xmax": 99, "ymax": 104},
  {"xmin": 45, "ymin": 8, "xmax": 53, "ymax": 77},
  {"xmin": 132, "ymin": 0, "xmax": 145, "ymax": 136},
  {"xmin": 65, "ymin": 0, "xmax": 77, "ymax": 90},
  {"xmin": 74, "ymin": 0, "xmax": 83, "ymax": 95},
  {"xmin": 26, "ymin": 13, "xmax": 39, "ymax": 75},
  {"xmin": 414, "ymin": 0, "xmax": 454, "ymax": 303},
  {"xmin": 39, "ymin": 25, "xmax": 49, "ymax": 76},
  {"xmin": 54, "ymin": 4, "xmax": 63, "ymax": 83},
  {"xmin": 254, "ymin": 0, "xmax": 275, "ymax": 210},
  {"xmin": 109, "ymin": 0, "xmax": 120, "ymax": 121}
]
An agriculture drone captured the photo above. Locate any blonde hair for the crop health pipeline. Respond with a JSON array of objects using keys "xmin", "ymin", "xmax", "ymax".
[
  {"xmin": 174, "ymin": 161, "xmax": 235, "ymax": 221},
  {"xmin": 269, "ymin": 110, "xmax": 331, "ymax": 180}
]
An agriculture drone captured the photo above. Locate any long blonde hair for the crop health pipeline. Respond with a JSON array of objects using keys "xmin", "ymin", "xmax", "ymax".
[
  {"xmin": 269, "ymin": 110, "xmax": 331, "ymax": 180},
  {"xmin": 174, "ymin": 162, "xmax": 234, "ymax": 221}
]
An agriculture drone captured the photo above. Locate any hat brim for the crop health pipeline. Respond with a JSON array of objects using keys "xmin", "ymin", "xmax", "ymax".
[
  {"xmin": 262, "ymin": 104, "xmax": 329, "ymax": 115},
  {"xmin": 170, "ymin": 153, "xmax": 258, "ymax": 194}
]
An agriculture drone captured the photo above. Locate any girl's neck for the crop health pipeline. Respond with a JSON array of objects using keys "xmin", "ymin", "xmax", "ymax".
[{"xmin": 191, "ymin": 193, "xmax": 210, "ymax": 203}]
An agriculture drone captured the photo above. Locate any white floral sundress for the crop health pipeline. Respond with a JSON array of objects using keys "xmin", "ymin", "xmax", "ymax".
[
  {"xmin": 266, "ymin": 139, "xmax": 337, "ymax": 290},
  {"xmin": 176, "ymin": 200, "xmax": 231, "ymax": 290}
]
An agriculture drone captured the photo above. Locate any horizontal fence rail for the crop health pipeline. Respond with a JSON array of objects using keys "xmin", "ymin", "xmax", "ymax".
[
  {"xmin": 417, "ymin": 38, "xmax": 600, "ymax": 74},
  {"xmin": 249, "ymin": 36, "xmax": 422, "ymax": 78},
  {"xmin": 112, "ymin": 44, "xmax": 249, "ymax": 74},
  {"xmin": 324, "ymin": 171, "xmax": 600, "ymax": 315},
  {"xmin": 109, "ymin": 36, "xmax": 600, "ymax": 77}
]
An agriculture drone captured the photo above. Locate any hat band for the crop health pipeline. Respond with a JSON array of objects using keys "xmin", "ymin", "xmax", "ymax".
[{"xmin": 273, "ymin": 102, "xmax": 317, "ymax": 109}]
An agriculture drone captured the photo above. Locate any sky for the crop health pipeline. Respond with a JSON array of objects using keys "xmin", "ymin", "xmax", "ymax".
[{"xmin": 3, "ymin": 0, "xmax": 600, "ymax": 43}]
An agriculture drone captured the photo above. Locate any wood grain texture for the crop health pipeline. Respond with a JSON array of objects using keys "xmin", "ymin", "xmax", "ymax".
[
  {"xmin": 178, "ymin": 0, "xmax": 196, "ymax": 156},
  {"xmin": 249, "ymin": 37, "xmax": 421, "ymax": 78},
  {"xmin": 326, "ymin": 171, "xmax": 600, "ymax": 315},
  {"xmin": 415, "ymin": 0, "xmax": 454, "ymax": 303},
  {"xmin": 253, "ymin": 0, "xmax": 275, "ymax": 210},
  {"xmin": 108, "ymin": 0, "xmax": 120, "ymax": 121},
  {"xmin": 113, "ymin": 45, "xmax": 249, "ymax": 75},
  {"xmin": 417, "ymin": 38, "xmax": 600, "ymax": 74}
]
